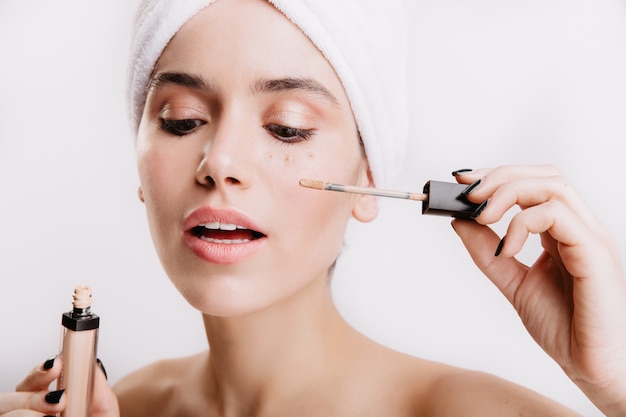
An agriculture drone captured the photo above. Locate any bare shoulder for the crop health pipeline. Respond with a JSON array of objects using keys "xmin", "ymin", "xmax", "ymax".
[
  {"xmin": 343, "ymin": 340, "xmax": 581, "ymax": 416},
  {"xmin": 417, "ymin": 365, "xmax": 582, "ymax": 417},
  {"xmin": 113, "ymin": 351, "xmax": 208, "ymax": 417}
]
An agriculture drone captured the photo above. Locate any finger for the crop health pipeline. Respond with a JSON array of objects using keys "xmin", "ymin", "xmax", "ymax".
[
  {"xmin": 499, "ymin": 199, "xmax": 626, "ymax": 338},
  {"xmin": 502, "ymin": 199, "xmax": 620, "ymax": 278},
  {"xmin": 451, "ymin": 167, "xmax": 493, "ymax": 184},
  {"xmin": 0, "ymin": 389, "xmax": 65, "ymax": 416},
  {"xmin": 2, "ymin": 410, "xmax": 49, "ymax": 417},
  {"xmin": 92, "ymin": 360, "xmax": 119, "ymax": 417},
  {"xmin": 452, "ymin": 164, "xmax": 560, "ymax": 186},
  {"xmin": 15, "ymin": 356, "xmax": 62, "ymax": 392},
  {"xmin": 452, "ymin": 219, "xmax": 529, "ymax": 305},
  {"xmin": 499, "ymin": 200, "xmax": 583, "ymax": 256},
  {"xmin": 96, "ymin": 359, "xmax": 108, "ymax": 381},
  {"xmin": 452, "ymin": 165, "xmax": 572, "ymax": 222},
  {"xmin": 471, "ymin": 175, "xmax": 604, "ymax": 236},
  {"xmin": 457, "ymin": 165, "xmax": 564, "ymax": 207}
]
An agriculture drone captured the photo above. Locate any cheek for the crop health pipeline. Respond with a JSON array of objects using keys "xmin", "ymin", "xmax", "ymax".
[
  {"xmin": 136, "ymin": 145, "xmax": 188, "ymax": 223},
  {"xmin": 262, "ymin": 150, "xmax": 312, "ymax": 181},
  {"xmin": 290, "ymin": 187, "xmax": 354, "ymax": 271},
  {"xmin": 283, "ymin": 154, "xmax": 356, "ymax": 227},
  {"xmin": 264, "ymin": 151, "xmax": 314, "ymax": 165},
  {"xmin": 261, "ymin": 149, "xmax": 348, "ymax": 218},
  {"xmin": 137, "ymin": 138, "xmax": 191, "ymax": 195},
  {"xmin": 278, "ymin": 151, "xmax": 316, "ymax": 164},
  {"xmin": 137, "ymin": 149, "xmax": 166, "ymax": 200},
  {"xmin": 262, "ymin": 146, "xmax": 364, "ymax": 209}
]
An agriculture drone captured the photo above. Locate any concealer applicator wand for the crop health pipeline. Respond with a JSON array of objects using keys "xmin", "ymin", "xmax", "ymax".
[{"xmin": 299, "ymin": 179, "xmax": 481, "ymax": 219}]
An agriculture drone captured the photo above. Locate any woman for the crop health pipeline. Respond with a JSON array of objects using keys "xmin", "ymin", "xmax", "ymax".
[{"xmin": 2, "ymin": 0, "xmax": 626, "ymax": 416}]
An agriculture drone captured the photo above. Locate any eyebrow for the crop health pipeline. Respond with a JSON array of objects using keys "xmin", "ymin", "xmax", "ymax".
[
  {"xmin": 253, "ymin": 77, "xmax": 339, "ymax": 105},
  {"xmin": 147, "ymin": 72, "xmax": 340, "ymax": 106},
  {"xmin": 148, "ymin": 72, "xmax": 213, "ymax": 95}
]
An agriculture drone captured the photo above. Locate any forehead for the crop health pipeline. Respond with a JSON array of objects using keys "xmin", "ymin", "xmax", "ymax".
[{"xmin": 153, "ymin": 0, "xmax": 346, "ymax": 97}]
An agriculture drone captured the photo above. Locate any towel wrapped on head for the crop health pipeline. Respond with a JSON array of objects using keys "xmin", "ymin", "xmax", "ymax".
[{"xmin": 128, "ymin": 0, "xmax": 411, "ymax": 187}]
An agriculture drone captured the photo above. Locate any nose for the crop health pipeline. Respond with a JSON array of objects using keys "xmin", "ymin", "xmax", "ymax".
[{"xmin": 195, "ymin": 119, "xmax": 255, "ymax": 190}]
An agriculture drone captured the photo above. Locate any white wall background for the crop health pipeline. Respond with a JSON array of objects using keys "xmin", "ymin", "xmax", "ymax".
[{"xmin": 1, "ymin": 1, "xmax": 625, "ymax": 415}]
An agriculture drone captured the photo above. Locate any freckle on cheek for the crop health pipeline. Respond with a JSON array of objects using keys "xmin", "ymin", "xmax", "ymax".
[
  {"xmin": 306, "ymin": 152, "xmax": 315, "ymax": 160},
  {"xmin": 265, "ymin": 152, "xmax": 273, "ymax": 160},
  {"xmin": 284, "ymin": 154, "xmax": 292, "ymax": 163}
]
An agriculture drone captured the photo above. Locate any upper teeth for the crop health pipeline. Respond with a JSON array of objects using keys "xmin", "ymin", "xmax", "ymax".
[{"xmin": 199, "ymin": 222, "xmax": 246, "ymax": 231}]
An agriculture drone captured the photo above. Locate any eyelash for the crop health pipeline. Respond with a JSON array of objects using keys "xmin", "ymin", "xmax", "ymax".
[
  {"xmin": 159, "ymin": 118, "xmax": 315, "ymax": 144},
  {"xmin": 264, "ymin": 124, "xmax": 315, "ymax": 144},
  {"xmin": 160, "ymin": 118, "xmax": 206, "ymax": 136}
]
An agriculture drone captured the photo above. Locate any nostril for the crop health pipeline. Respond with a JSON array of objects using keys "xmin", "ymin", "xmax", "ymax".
[{"xmin": 197, "ymin": 171, "xmax": 245, "ymax": 188}]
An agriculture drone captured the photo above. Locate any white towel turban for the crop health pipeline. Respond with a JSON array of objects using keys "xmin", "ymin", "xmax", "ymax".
[{"xmin": 128, "ymin": 0, "xmax": 410, "ymax": 187}]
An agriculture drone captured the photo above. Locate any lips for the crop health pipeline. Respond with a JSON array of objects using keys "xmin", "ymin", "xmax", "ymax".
[
  {"xmin": 190, "ymin": 222, "xmax": 265, "ymax": 244},
  {"xmin": 183, "ymin": 207, "xmax": 267, "ymax": 264}
]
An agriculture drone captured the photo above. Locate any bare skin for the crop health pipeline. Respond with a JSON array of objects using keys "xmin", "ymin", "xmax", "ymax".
[
  {"xmin": 114, "ymin": 310, "xmax": 578, "ymax": 417},
  {"xmin": 3, "ymin": 1, "xmax": 625, "ymax": 416}
]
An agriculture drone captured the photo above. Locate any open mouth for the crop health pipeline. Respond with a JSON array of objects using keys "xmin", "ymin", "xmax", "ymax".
[{"xmin": 190, "ymin": 222, "xmax": 265, "ymax": 244}]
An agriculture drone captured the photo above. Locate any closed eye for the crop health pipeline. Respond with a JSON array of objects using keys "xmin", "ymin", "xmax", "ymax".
[
  {"xmin": 264, "ymin": 124, "xmax": 315, "ymax": 143},
  {"xmin": 160, "ymin": 118, "xmax": 206, "ymax": 136}
]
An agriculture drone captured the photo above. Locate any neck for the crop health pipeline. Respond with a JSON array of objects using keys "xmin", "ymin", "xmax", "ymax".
[{"xmin": 200, "ymin": 275, "xmax": 361, "ymax": 416}]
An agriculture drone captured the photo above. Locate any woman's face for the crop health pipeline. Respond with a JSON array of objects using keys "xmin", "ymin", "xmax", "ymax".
[{"xmin": 136, "ymin": 0, "xmax": 377, "ymax": 316}]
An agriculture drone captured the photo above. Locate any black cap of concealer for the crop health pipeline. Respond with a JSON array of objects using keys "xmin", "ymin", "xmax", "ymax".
[{"xmin": 421, "ymin": 181, "xmax": 480, "ymax": 219}]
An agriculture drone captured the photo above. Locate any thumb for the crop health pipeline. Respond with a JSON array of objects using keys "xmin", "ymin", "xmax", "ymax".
[
  {"xmin": 92, "ymin": 360, "xmax": 119, "ymax": 417},
  {"xmin": 451, "ymin": 219, "xmax": 527, "ymax": 305}
]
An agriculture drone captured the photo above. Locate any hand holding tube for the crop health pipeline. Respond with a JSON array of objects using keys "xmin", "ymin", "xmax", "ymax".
[
  {"xmin": 451, "ymin": 165, "xmax": 626, "ymax": 416},
  {"xmin": 0, "ymin": 355, "xmax": 117, "ymax": 417}
]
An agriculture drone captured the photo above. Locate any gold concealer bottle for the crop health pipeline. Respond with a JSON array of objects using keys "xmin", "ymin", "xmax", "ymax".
[{"xmin": 58, "ymin": 286, "xmax": 99, "ymax": 417}]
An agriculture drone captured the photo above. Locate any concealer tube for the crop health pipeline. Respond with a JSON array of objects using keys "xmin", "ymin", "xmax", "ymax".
[{"xmin": 58, "ymin": 286, "xmax": 99, "ymax": 417}]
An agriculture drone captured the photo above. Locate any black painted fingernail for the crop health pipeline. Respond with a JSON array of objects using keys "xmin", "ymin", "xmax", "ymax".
[
  {"xmin": 45, "ymin": 389, "xmax": 65, "ymax": 404},
  {"xmin": 42, "ymin": 355, "xmax": 56, "ymax": 370},
  {"xmin": 97, "ymin": 358, "xmax": 108, "ymax": 380},
  {"xmin": 461, "ymin": 179, "xmax": 481, "ymax": 196},
  {"xmin": 495, "ymin": 236, "xmax": 506, "ymax": 257},
  {"xmin": 470, "ymin": 200, "xmax": 488, "ymax": 219},
  {"xmin": 452, "ymin": 168, "xmax": 473, "ymax": 176}
]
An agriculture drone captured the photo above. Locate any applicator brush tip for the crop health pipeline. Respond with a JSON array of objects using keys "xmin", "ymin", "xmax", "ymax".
[{"xmin": 299, "ymin": 178, "xmax": 325, "ymax": 190}]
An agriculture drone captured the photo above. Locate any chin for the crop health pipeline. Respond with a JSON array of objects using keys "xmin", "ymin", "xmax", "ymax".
[{"xmin": 171, "ymin": 275, "xmax": 279, "ymax": 318}]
